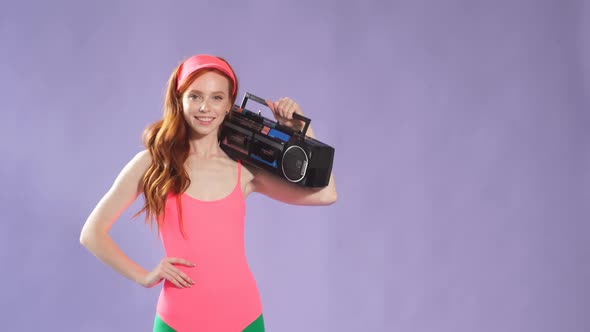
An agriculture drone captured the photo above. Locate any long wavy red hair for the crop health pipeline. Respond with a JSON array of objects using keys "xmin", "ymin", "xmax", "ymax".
[{"xmin": 132, "ymin": 56, "xmax": 239, "ymax": 239}]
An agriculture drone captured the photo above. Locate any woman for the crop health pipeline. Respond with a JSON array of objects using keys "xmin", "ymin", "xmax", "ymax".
[{"xmin": 79, "ymin": 54, "xmax": 337, "ymax": 331}]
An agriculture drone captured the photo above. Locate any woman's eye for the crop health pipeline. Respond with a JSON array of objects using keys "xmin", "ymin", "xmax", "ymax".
[{"xmin": 214, "ymin": 96, "xmax": 223, "ymax": 100}]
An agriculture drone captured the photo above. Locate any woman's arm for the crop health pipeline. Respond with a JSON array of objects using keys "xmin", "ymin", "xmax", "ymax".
[
  {"xmin": 246, "ymin": 97, "xmax": 338, "ymax": 206},
  {"xmin": 79, "ymin": 150, "xmax": 152, "ymax": 286},
  {"xmin": 248, "ymin": 126, "xmax": 337, "ymax": 206}
]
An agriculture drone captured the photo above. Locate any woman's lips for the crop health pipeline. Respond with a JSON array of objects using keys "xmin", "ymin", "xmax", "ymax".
[{"xmin": 194, "ymin": 116, "xmax": 215, "ymax": 125}]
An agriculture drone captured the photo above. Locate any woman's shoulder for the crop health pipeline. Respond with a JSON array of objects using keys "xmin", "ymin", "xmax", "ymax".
[
  {"xmin": 133, "ymin": 149, "xmax": 153, "ymax": 165},
  {"xmin": 124, "ymin": 149, "xmax": 153, "ymax": 175}
]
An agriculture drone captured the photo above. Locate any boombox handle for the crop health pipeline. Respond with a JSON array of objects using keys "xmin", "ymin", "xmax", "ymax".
[{"xmin": 240, "ymin": 92, "xmax": 311, "ymax": 137}]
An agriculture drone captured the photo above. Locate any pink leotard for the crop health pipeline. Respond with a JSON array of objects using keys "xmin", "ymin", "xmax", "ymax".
[{"xmin": 155, "ymin": 161, "xmax": 264, "ymax": 331}]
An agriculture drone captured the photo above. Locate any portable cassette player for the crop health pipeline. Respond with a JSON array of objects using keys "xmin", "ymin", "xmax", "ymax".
[{"xmin": 219, "ymin": 93, "xmax": 335, "ymax": 188}]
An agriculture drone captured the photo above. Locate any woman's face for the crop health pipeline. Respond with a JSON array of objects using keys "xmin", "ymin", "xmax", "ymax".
[{"xmin": 181, "ymin": 70, "xmax": 232, "ymax": 138}]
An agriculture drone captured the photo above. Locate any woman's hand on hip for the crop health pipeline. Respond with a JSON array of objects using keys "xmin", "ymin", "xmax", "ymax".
[{"xmin": 141, "ymin": 257, "xmax": 196, "ymax": 288}]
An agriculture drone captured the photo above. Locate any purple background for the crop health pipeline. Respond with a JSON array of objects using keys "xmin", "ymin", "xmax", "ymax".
[{"xmin": 1, "ymin": 0, "xmax": 589, "ymax": 331}]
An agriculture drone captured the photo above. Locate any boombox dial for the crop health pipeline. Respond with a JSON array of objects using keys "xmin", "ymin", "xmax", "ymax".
[{"xmin": 281, "ymin": 145, "xmax": 309, "ymax": 183}]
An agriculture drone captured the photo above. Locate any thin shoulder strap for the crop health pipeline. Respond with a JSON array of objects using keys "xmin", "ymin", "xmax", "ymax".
[{"xmin": 237, "ymin": 160, "xmax": 242, "ymax": 183}]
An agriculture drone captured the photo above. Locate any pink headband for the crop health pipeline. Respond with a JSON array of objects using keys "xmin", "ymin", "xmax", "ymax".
[{"xmin": 176, "ymin": 54, "xmax": 237, "ymax": 96}]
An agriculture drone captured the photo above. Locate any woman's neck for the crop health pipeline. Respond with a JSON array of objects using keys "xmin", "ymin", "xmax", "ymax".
[{"xmin": 187, "ymin": 132, "xmax": 222, "ymax": 159}]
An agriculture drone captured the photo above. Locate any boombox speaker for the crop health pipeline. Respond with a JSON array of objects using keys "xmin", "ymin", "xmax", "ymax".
[{"xmin": 219, "ymin": 92, "xmax": 335, "ymax": 188}]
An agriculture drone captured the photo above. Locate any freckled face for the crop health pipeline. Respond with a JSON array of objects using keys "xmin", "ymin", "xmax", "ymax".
[{"xmin": 181, "ymin": 70, "xmax": 232, "ymax": 137}]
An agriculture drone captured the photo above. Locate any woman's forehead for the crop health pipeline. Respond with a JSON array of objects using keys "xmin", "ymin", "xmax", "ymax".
[{"xmin": 186, "ymin": 70, "xmax": 230, "ymax": 91}]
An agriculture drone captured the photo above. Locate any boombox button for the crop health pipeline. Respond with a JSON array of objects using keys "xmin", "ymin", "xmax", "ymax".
[{"xmin": 301, "ymin": 160, "xmax": 308, "ymax": 176}]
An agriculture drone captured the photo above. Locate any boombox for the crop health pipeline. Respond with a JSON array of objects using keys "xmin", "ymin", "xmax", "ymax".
[{"xmin": 219, "ymin": 92, "xmax": 335, "ymax": 188}]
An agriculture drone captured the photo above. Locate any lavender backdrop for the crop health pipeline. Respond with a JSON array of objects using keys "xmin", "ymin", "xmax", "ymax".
[{"xmin": 1, "ymin": 0, "xmax": 589, "ymax": 331}]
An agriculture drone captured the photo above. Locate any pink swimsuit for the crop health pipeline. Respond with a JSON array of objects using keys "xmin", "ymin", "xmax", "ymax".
[{"xmin": 155, "ymin": 161, "xmax": 264, "ymax": 331}]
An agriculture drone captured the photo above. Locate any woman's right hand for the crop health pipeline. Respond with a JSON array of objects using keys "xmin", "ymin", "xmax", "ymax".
[{"xmin": 141, "ymin": 257, "xmax": 196, "ymax": 288}]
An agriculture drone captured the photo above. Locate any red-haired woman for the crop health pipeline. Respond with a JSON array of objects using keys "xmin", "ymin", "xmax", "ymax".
[{"xmin": 80, "ymin": 54, "xmax": 337, "ymax": 332}]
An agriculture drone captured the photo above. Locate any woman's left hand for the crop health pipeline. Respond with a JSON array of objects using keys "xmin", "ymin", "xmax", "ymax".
[{"xmin": 266, "ymin": 97, "xmax": 305, "ymax": 131}]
